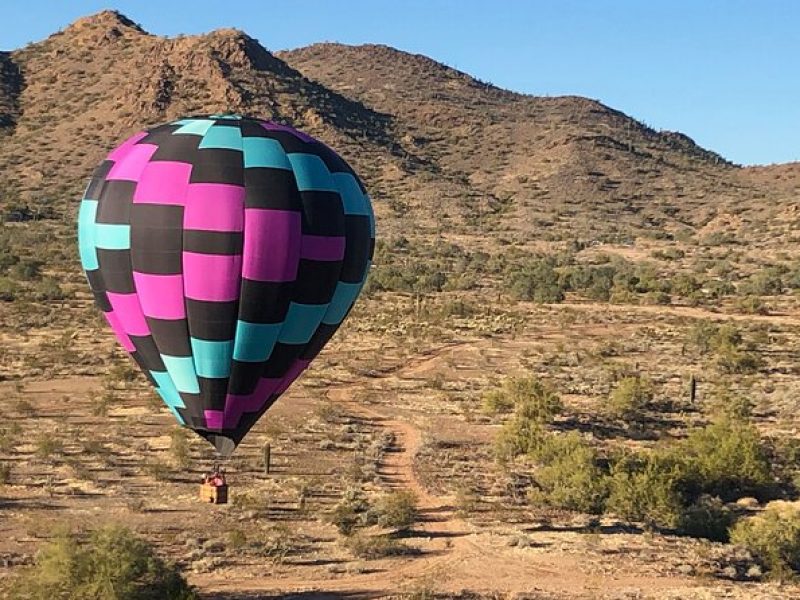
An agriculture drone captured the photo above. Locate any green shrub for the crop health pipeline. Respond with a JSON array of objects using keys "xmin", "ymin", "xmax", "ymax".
[
  {"xmin": 10, "ymin": 258, "xmax": 43, "ymax": 281},
  {"xmin": 327, "ymin": 489, "xmax": 369, "ymax": 536},
  {"xmin": 454, "ymin": 485, "xmax": 479, "ymax": 516},
  {"xmin": 651, "ymin": 248, "xmax": 685, "ymax": 261},
  {"xmin": 0, "ymin": 423, "xmax": 22, "ymax": 452},
  {"xmin": 529, "ymin": 432, "xmax": 608, "ymax": 514},
  {"xmin": 715, "ymin": 344, "xmax": 762, "ymax": 374},
  {"xmin": 372, "ymin": 490, "xmax": 417, "ymax": 530},
  {"xmin": 144, "ymin": 461, "xmax": 171, "ymax": 481},
  {"xmin": 687, "ymin": 320, "xmax": 719, "ymax": 354},
  {"xmin": 481, "ymin": 389, "xmax": 514, "ymax": 414},
  {"xmin": 708, "ymin": 387, "xmax": 753, "ymax": 420},
  {"xmin": 670, "ymin": 273, "xmax": 702, "ymax": 297},
  {"xmin": 730, "ymin": 503, "xmax": 800, "ymax": 579},
  {"xmin": 343, "ymin": 533, "xmax": 417, "ymax": 559},
  {"xmin": 607, "ymin": 376, "xmax": 653, "ymax": 421},
  {"xmin": 494, "ymin": 416, "xmax": 545, "ymax": 463},
  {"xmin": 31, "ymin": 278, "xmax": 66, "ymax": 301},
  {"xmin": 739, "ymin": 269, "xmax": 783, "ymax": 296},
  {"xmin": 735, "ymin": 295, "xmax": 769, "ymax": 315},
  {"xmin": 92, "ymin": 390, "xmax": 113, "ymax": 417},
  {"xmin": 227, "ymin": 529, "xmax": 247, "ymax": 550},
  {"xmin": 511, "ymin": 377, "xmax": 562, "ymax": 423},
  {"xmin": 680, "ymin": 416, "xmax": 773, "ymax": 501},
  {"xmin": 678, "ymin": 494, "xmax": 733, "ymax": 542},
  {"xmin": 504, "ymin": 258, "xmax": 565, "ymax": 303},
  {"xmin": 9, "ymin": 525, "xmax": 197, "ymax": 599},
  {"xmin": 0, "ymin": 276, "xmax": 20, "ymax": 301},
  {"xmin": 687, "ymin": 322, "xmax": 761, "ymax": 373},
  {"xmin": 490, "ymin": 376, "xmax": 562, "ymax": 462},
  {"xmin": 706, "ymin": 279, "xmax": 736, "ymax": 299},
  {"xmin": 606, "ymin": 452, "xmax": 685, "ymax": 528}
]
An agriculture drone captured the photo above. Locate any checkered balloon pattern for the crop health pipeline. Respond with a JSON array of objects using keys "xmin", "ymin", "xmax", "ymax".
[{"xmin": 78, "ymin": 115, "xmax": 375, "ymax": 455}]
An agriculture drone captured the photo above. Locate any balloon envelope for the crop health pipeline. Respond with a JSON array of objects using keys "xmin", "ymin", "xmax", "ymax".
[{"xmin": 78, "ymin": 115, "xmax": 375, "ymax": 455}]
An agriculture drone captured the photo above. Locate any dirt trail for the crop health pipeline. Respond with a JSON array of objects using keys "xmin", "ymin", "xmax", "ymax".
[{"xmin": 201, "ymin": 346, "xmax": 704, "ymax": 599}]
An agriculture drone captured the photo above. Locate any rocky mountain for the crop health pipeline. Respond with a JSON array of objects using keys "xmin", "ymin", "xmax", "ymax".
[{"xmin": 0, "ymin": 10, "xmax": 797, "ymax": 250}]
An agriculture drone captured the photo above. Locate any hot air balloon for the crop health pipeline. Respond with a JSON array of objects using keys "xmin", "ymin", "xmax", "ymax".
[{"xmin": 78, "ymin": 115, "xmax": 375, "ymax": 458}]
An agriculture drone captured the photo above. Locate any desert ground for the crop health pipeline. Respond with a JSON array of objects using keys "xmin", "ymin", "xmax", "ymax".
[{"xmin": 3, "ymin": 281, "xmax": 800, "ymax": 598}]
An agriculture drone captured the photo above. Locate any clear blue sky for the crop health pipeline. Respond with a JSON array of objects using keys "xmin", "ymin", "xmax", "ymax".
[{"xmin": 1, "ymin": 1, "xmax": 797, "ymax": 166}]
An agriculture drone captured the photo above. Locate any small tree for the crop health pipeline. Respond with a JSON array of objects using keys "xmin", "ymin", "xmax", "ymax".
[
  {"xmin": 607, "ymin": 376, "xmax": 653, "ymax": 422},
  {"xmin": 10, "ymin": 525, "xmax": 196, "ymax": 599}
]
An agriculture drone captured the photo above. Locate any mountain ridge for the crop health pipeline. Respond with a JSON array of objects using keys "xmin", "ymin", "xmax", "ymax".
[{"xmin": 0, "ymin": 11, "xmax": 794, "ymax": 250}]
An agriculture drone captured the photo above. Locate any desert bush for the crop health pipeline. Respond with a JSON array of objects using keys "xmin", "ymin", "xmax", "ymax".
[
  {"xmin": 739, "ymin": 268, "xmax": 784, "ymax": 296},
  {"xmin": 607, "ymin": 416, "xmax": 773, "ymax": 530},
  {"xmin": 343, "ymin": 533, "xmax": 417, "ymax": 559},
  {"xmin": 482, "ymin": 389, "xmax": 514, "ymax": 414},
  {"xmin": 9, "ymin": 525, "xmax": 197, "ymax": 599},
  {"xmin": 327, "ymin": 488, "xmax": 369, "ymax": 535},
  {"xmin": 715, "ymin": 345, "xmax": 761, "ymax": 374},
  {"xmin": 454, "ymin": 485, "xmax": 479, "ymax": 516},
  {"xmin": 670, "ymin": 273, "xmax": 702, "ymax": 297},
  {"xmin": 92, "ymin": 390, "xmax": 113, "ymax": 417},
  {"xmin": 680, "ymin": 416, "xmax": 773, "ymax": 501},
  {"xmin": 108, "ymin": 361, "xmax": 140, "ymax": 384},
  {"xmin": 651, "ymin": 248, "xmax": 685, "ymax": 261},
  {"xmin": 503, "ymin": 257, "xmax": 565, "ymax": 303},
  {"xmin": 707, "ymin": 386, "xmax": 753, "ymax": 420},
  {"xmin": 606, "ymin": 452, "xmax": 685, "ymax": 528},
  {"xmin": 9, "ymin": 258, "xmax": 43, "ymax": 280},
  {"xmin": 642, "ymin": 290, "xmax": 671, "ymax": 305},
  {"xmin": 491, "ymin": 377, "xmax": 562, "ymax": 461},
  {"xmin": 0, "ymin": 462, "xmax": 10, "ymax": 484},
  {"xmin": 31, "ymin": 278, "xmax": 66, "ymax": 301},
  {"xmin": 144, "ymin": 460, "xmax": 171, "ymax": 481},
  {"xmin": 730, "ymin": 503, "xmax": 800, "ymax": 579},
  {"xmin": 607, "ymin": 376, "xmax": 653, "ymax": 421},
  {"xmin": 687, "ymin": 322, "xmax": 761, "ymax": 373},
  {"xmin": 252, "ymin": 524, "xmax": 293, "ymax": 563},
  {"xmin": 230, "ymin": 488, "xmax": 271, "ymax": 516},
  {"xmin": 528, "ymin": 432, "xmax": 608, "ymax": 514},
  {"xmin": 372, "ymin": 489, "xmax": 417, "ymax": 530},
  {"xmin": 494, "ymin": 416, "xmax": 545, "ymax": 463},
  {"xmin": 226, "ymin": 529, "xmax": 247, "ymax": 551},
  {"xmin": 706, "ymin": 279, "xmax": 736, "ymax": 299},
  {"xmin": 678, "ymin": 494, "xmax": 733, "ymax": 542},
  {"xmin": 0, "ymin": 423, "xmax": 22, "ymax": 452},
  {"xmin": 511, "ymin": 377, "xmax": 562, "ymax": 423},
  {"xmin": 687, "ymin": 320, "xmax": 720, "ymax": 354},
  {"xmin": 735, "ymin": 295, "xmax": 769, "ymax": 315},
  {"xmin": 0, "ymin": 276, "xmax": 20, "ymax": 301},
  {"xmin": 35, "ymin": 433, "xmax": 64, "ymax": 460}
]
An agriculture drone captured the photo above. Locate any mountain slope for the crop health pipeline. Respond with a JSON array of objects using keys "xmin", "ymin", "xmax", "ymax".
[
  {"xmin": 279, "ymin": 43, "xmax": 779, "ymax": 243},
  {"xmin": 0, "ymin": 11, "xmax": 794, "ymax": 251},
  {"xmin": 0, "ymin": 11, "xmax": 415, "ymax": 213}
]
